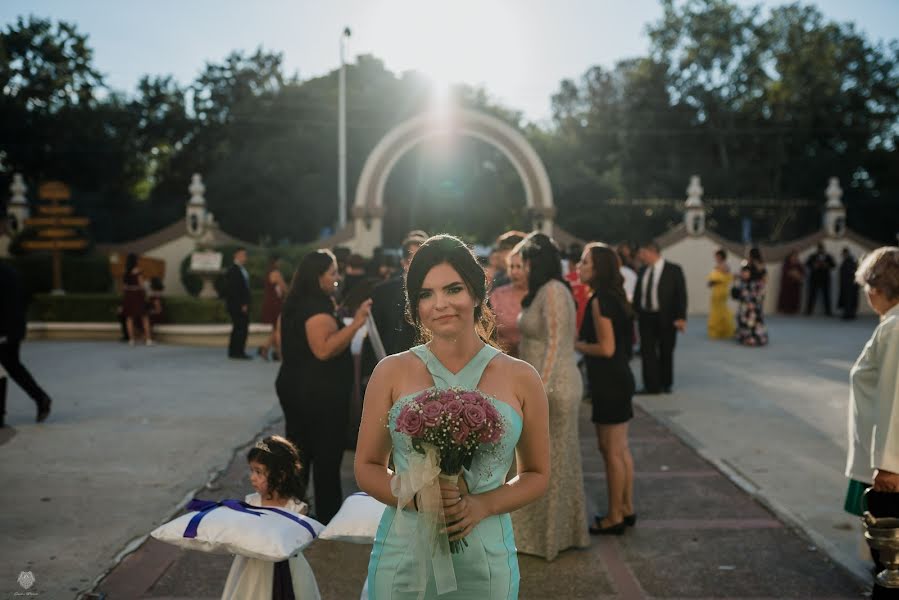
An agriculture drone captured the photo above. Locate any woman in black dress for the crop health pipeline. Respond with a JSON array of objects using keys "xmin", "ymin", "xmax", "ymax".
[
  {"xmin": 276, "ymin": 249, "xmax": 371, "ymax": 523},
  {"xmin": 575, "ymin": 242, "xmax": 636, "ymax": 535}
]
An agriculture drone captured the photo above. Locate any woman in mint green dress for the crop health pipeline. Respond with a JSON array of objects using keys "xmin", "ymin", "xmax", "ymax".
[{"xmin": 355, "ymin": 235, "xmax": 550, "ymax": 599}]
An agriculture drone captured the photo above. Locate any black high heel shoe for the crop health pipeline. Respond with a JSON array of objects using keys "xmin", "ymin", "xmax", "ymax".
[
  {"xmin": 589, "ymin": 516, "xmax": 627, "ymax": 535},
  {"xmin": 594, "ymin": 512, "xmax": 637, "ymax": 527}
]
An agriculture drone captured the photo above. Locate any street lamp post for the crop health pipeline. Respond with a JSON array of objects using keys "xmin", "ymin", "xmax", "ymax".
[{"xmin": 338, "ymin": 27, "xmax": 352, "ymax": 231}]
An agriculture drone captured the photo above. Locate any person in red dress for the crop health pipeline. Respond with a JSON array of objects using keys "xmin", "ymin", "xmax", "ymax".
[
  {"xmin": 122, "ymin": 253, "xmax": 153, "ymax": 346},
  {"xmin": 259, "ymin": 256, "xmax": 288, "ymax": 361}
]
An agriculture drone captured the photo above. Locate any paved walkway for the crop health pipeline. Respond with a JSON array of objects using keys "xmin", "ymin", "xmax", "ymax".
[{"xmin": 0, "ymin": 317, "xmax": 879, "ymax": 598}]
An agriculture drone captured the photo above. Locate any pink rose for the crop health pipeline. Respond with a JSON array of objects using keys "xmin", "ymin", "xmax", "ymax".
[
  {"xmin": 443, "ymin": 399, "xmax": 464, "ymax": 418},
  {"xmin": 462, "ymin": 404, "xmax": 487, "ymax": 430},
  {"xmin": 399, "ymin": 408, "xmax": 424, "ymax": 437},
  {"xmin": 460, "ymin": 391, "xmax": 482, "ymax": 405},
  {"xmin": 483, "ymin": 402, "xmax": 501, "ymax": 423},
  {"xmin": 421, "ymin": 400, "xmax": 444, "ymax": 426},
  {"xmin": 452, "ymin": 422, "xmax": 470, "ymax": 445}
]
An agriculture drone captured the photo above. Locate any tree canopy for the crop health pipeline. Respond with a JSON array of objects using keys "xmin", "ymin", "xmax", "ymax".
[{"xmin": 1, "ymin": 2, "xmax": 897, "ymax": 248}]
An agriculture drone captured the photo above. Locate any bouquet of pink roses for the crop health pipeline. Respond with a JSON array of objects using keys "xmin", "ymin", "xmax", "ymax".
[{"xmin": 395, "ymin": 387, "xmax": 506, "ymax": 552}]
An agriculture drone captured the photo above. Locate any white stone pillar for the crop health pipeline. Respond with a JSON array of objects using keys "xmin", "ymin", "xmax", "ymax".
[
  {"xmin": 684, "ymin": 175, "xmax": 705, "ymax": 236},
  {"xmin": 823, "ymin": 177, "xmax": 846, "ymax": 238},
  {"xmin": 7, "ymin": 173, "xmax": 30, "ymax": 235},
  {"xmin": 186, "ymin": 173, "xmax": 208, "ymax": 238}
]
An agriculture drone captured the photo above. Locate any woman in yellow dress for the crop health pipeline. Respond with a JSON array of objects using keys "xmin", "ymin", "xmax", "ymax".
[{"xmin": 707, "ymin": 249, "xmax": 735, "ymax": 339}]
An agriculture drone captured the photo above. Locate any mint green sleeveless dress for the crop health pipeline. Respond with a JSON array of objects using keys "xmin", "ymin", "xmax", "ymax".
[{"xmin": 367, "ymin": 344, "xmax": 523, "ymax": 599}]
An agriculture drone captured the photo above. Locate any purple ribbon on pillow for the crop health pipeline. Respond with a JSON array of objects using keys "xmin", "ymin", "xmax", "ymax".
[{"xmin": 182, "ymin": 498, "xmax": 318, "ymax": 540}]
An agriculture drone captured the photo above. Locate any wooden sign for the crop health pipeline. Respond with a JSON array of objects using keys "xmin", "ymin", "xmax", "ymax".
[
  {"xmin": 190, "ymin": 250, "xmax": 223, "ymax": 272},
  {"xmin": 38, "ymin": 181, "xmax": 71, "ymax": 201},
  {"xmin": 21, "ymin": 180, "xmax": 91, "ymax": 292},
  {"xmin": 37, "ymin": 205, "xmax": 75, "ymax": 216},
  {"xmin": 24, "ymin": 216, "xmax": 91, "ymax": 227},
  {"xmin": 21, "ymin": 239, "xmax": 89, "ymax": 251},
  {"xmin": 38, "ymin": 228, "xmax": 78, "ymax": 238}
]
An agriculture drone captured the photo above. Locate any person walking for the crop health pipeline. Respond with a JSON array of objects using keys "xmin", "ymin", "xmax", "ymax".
[
  {"xmin": 805, "ymin": 242, "xmax": 836, "ymax": 316},
  {"xmin": 0, "ymin": 262, "xmax": 52, "ymax": 426},
  {"xmin": 225, "ymin": 247, "xmax": 252, "ymax": 359},
  {"xmin": 511, "ymin": 232, "xmax": 590, "ymax": 560},
  {"xmin": 277, "ymin": 249, "xmax": 371, "ymax": 523},
  {"xmin": 632, "ymin": 241, "xmax": 687, "ymax": 394},
  {"xmin": 576, "ymin": 243, "xmax": 636, "ymax": 536}
]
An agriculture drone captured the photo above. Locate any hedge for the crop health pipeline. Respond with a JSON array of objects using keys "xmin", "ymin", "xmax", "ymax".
[
  {"xmin": 1, "ymin": 253, "xmax": 113, "ymax": 295},
  {"xmin": 28, "ymin": 292, "xmax": 265, "ymax": 324}
]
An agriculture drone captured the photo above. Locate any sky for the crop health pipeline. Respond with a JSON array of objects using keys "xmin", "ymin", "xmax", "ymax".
[{"xmin": 2, "ymin": 0, "xmax": 898, "ymax": 124}]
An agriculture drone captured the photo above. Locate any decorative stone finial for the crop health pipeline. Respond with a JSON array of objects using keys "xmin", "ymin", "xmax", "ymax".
[
  {"xmin": 186, "ymin": 174, "xmax": 208, "ymax": 237},
  {"xmin": 684, "ymin": 175, "xmax": 706, "ymax": 236},
  {"xmin": 6, "ymin": 173, "xmax": 30, "ymax": 234},
  {"xmin": 823, "ymin": 177, "xmax": 846, "ymax": 238},
  {"xmin": 188, "ymin": 173, "xmax": 206, "ymax": 206},
  {"xmin": 825, "ymin": 177, "xmax": 843, "ymax": 208},
  {"xmin": 685, "ymin": 175, "xmax": 704, "ymax": 208}
]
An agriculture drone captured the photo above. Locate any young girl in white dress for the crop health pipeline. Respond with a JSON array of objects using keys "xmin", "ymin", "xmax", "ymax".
[{"xmin": 221, "ymin": 435, "xmax": 321, "ymax": 600}]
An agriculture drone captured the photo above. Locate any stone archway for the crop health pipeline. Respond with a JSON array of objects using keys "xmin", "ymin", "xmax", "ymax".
[{"xmin": 346, "ymin": 109, "xmax": 556, "ymax": 255}]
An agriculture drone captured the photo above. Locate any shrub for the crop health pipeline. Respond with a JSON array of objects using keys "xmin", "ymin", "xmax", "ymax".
[
  {"xmin": 1, "ymin": 253, "xmax": 113, "ymax": 296},
  {"xmin": 27, "ymin": 292, "xmax": 265, "ymax": 323}
]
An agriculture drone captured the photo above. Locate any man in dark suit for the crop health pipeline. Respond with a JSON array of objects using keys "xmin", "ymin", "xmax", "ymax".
[
  {"xmin": 360, "ymin": 232, "xmax": 428, "ymax": 379},
  {"xmin": 633, "ymin": 241, "xmax": 687, "ymax": 395},
  {"xmin": 225, "ymin": 247, "xmax": 252, "ymax": 359},
  {"xmin": 0, "ymin": 262, "xmax": 52, "ymax": 426},
  {"xmin": 805, "ymin": 242, "xmax": 836, "ymax": 316}
]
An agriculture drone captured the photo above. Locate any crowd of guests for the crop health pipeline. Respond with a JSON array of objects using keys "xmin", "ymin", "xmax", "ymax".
[{"xmin": 705, "ymin": 242, "xmax": 866, "ymax": 348}]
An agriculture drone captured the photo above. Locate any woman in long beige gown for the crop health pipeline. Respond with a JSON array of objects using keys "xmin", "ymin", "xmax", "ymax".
[{"xmin": 510, "ymin": 233, "xmax": 590, "ymax": 560}]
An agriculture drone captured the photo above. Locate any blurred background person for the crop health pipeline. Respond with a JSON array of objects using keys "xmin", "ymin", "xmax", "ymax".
[
  {"xmin": 511, "ymin": 232, "xmax": 590, "ymax": 560},
  {"xmin": 225, "ymin": 247, "xmax": 252, "ymax": 359},
  {"xmin": 733, "ymin": 247, "xmax": 769, "ymax": 347},
  {"xmin": 490, "ymin": 243, "xmax": 528, "ymax": 357},
  {"xmin": 276, "ymin": 249, "xmax": 371, "ymax": 523},
  {"xmin": 490, "ymin": 230, "xmax": 526, "ymax": 289},
  {"xmin": 838, "ymin": 247, "xmax": 860, "ymax": 321},
  {"xmin": 147, "ymin": 277, "xmax": 165, "ymax": 335},
  {"xmin": 707, "ymin": 248, "xmax": 735, "ymax": 339},
  {"xmin": 576, "ymin": 243, "xmax": 636, "ymax": 536},
  {"xmin": 0, "ymin": 262, "xmax": 52, "ymax": 426},
  {"xmin": 122, "ymin": 252, "xmax": 153, "ymax": 346},
  {"xmin": 805, "ymin": 242, "xmax": 836, "ymax": 316},
  {"xmin": 777, "ymin": 249, "xmax": 805, "ymax": 314},
  {"xmin": 259, "ymin": 255, "xmax": 288, "ymax": 361}
]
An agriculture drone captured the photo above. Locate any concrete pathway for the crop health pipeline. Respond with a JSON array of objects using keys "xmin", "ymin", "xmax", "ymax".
[
  {"xmin": 0, "ymin": 342, "xmax": 283, "ymax": 599},
  {"xmin": 634, "ymin": 314, "xmax": 877, "ymax": 582}
]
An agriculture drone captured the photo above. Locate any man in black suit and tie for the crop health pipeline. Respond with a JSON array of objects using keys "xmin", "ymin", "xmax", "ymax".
[
  {"xmin": 225, "ymin": 247, "xmax": 252, "ymax": 359},
  {"xmin": 633, "ymin": 241, "xmax": 687, "ymax": 394}
]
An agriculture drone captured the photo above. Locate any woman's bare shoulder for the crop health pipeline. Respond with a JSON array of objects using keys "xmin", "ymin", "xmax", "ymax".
[{"xmin": 490, "ymin": 352, "xmax": 540, "ymax": 380}]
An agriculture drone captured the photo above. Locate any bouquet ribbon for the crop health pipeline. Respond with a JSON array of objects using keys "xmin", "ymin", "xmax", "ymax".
[
  {"xmin": 390, "ymin": 444, "xmax": 457, "ymax": 597},
  {"xmin": 181, "ymin": 499, "xmax": 318, "ymax": 539}
]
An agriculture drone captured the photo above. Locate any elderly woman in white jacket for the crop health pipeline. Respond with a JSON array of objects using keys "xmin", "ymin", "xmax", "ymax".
[{"xmin": 845, "ymin": 246, "xmax": 899, "ymax": 514}]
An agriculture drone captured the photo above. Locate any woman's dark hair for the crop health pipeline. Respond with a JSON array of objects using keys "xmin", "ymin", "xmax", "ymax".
[
  {"xmin": 404, "ymin": 234, "xmax": 496, "ymax": 345},
  {"xmin": 267, "ymin": 254, "xmax": 281, "ymax": 270},
  {"xmin": 246, "ymin": 435, "xmax": 305, "ymax": 502},
  {"xmin": 743, "ymin": 247, "xmax": 766, "ymax": 281},
  {"xmin": 282, "ymin": 249, "xmax": 335, "ymax": 319},
  {"xmin": 124, "ymin": 252, "xmax": 138, "ymax": 274},
  {"xmin": 515, "ymin": 232, "xmax": 570, "ymax": 308},
  {"xmin": 748, "ymin": 247, "xmax": 763, "ymax": 263},
  {"xmin": 584, "ymin": 242, "xmax": 633, "ymax": 318},
  {"xmin": 150, "ymin": 277, "xmax": 164, "ymax": 292},
  {"xmin": 715, "ymin": 248, "xmax": 727, "ymax": 261}
]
